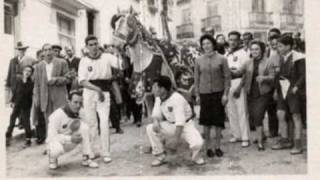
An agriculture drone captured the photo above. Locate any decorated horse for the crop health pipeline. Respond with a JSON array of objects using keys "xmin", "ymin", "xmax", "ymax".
[{"xmin": 111, "ymin": 7, "xmax": 194, "ymax": 117}]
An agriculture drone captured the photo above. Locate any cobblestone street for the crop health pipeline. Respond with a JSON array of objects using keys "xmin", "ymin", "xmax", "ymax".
[{"xmin": 6, "ymin": 114, "xmax": 307, "ymax": 177}]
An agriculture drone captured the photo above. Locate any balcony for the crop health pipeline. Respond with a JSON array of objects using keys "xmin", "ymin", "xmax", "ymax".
[
  {"xmin": 176, "ymin": 23, "xmax": 194, "ymax": 39},
  {"xmin": 249, "ymin": 12, "xmax": 273, "ymax": 28},
  {"xmin": 177, "ymin": 0, "xmax": 191, "ymax": 6},
  {"xmin": 201, "ymin": 15, "xmax": 222, "ymax": 32},
  {"xmin": 280, "ymin": 12, "xmax": 304, "ymax": 29}
]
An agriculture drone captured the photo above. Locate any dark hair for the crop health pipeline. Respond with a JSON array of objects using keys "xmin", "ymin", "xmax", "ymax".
[
  {"xmin": 24, "ymin": 65, "xmax": 34, "ymax": 75},
  {"xmin": 269, "ymin": 28, "xmax": 281, "ymax": 35},
  {"xmin": 68, "ymin": 90, "xmax": 83, "ymax": 101},
  {"xmin": 250, "ymin": 40, "xmax": 266, "ymax": 58},
  {"xmin": 36, "ymin": 49, "xmax": 42, "ymax": 57},
  {"xmin": 216, "ymin": 34, "xmax": 225, "ymax": 40},
  {"xmin": 269, "ymin": 34, "xmax": 280, "ymax": 41},
  {"xmin": 243, "ymin": 32, "xmax": 253, "ymax": 40},
  {"xmin": 153, "ymin": 76, "xmax": 172, "ymax": 92},
  {"xmin": 85, "ymin": 35, "xmax": 98, "ymax": 45},
  {"xmin": 199, "ymin": 34, "xmax": 217, "ymax": 51},
  {"xmin": 228, "ymin": 31, "xmax": 241, "ymax": 39},
  {"xmin": 278, "ymin": 35, "xmax": 294, "ymax": 48}
]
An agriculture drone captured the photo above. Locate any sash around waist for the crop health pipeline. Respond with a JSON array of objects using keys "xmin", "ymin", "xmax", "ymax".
[{"xmin": 89, "ymin": 79, "xmax": 112, "ymax": 92}]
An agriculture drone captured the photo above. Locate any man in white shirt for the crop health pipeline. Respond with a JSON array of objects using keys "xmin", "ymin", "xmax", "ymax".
[
  {"xmin": 146, "ymin": 76, "xmax": 205, "ymax": 166},
  {"xmin": 78, "ymin": 35, "xmax": 123, "ymax": 163},
  {"xmin": 225, "ymin": 31, "xmax": 250, "ymax": 147},
  {"xmin": 47, "ymin": 90, "xmax": 98, "ymax": 169}
]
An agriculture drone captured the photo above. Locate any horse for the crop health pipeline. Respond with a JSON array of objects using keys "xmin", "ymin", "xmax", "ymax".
[{"xmin": 111, "ymin": 8, "xmax": 194, "ymax": 117}]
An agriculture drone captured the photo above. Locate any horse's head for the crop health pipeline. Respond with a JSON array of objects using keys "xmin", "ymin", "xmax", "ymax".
[{"xmin": 111, "ymin": 7, "xmax": 140, "ymax": 47}]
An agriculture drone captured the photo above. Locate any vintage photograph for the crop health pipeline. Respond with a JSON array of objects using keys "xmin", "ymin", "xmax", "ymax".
[{"xmin": 1, "ymin": 0, "xmax": 306, "ymax": 177}]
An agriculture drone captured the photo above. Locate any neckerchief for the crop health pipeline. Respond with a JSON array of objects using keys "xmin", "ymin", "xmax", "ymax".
[{"xmin": 62, "ymin": 104, "xmax": 79, "ymax": 119}]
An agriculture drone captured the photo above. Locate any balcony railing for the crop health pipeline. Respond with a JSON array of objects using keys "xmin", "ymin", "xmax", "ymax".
[
  {"xmin": 280, "ymin": 12, "xmax": 304, "ymax": 29},
  {"xmin": 201, "ymin": 15, "xmax": 222, "ymax": 32},
  {"xmin": 249, "ymin": 12, "xmax": 273, "ymax": 27},
  {"xmin": 177, "ymin": 0, "xmax": 191, "ymax": 5},
  {"xmin": 176, "ymin": 23, "xmax": 194, "ymax": 39}
]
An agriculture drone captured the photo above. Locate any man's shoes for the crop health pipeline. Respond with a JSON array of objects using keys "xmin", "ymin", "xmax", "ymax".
[
  {"xmin": 103, "ymin": 156, "xmax": 112, "ymax": 164},
  {"xmin": 6, "ymin": 138, "xmax": 11, "ymax": 147},
  {"xmin": 193, "ymin": 158, "xmax": 206, "ymax": 165},
  {"xmin": 49, "ymin": 158, "xmax": 58, "ymax": 170},
  {"xmin": 143, "ymin": 146, "xmax": 152, "ymax": 154},
  {"xmin": 229, "ymin": 137, "xmax": 241, "ymax": 143},
  {"xmin": 82, "ymin": 155, "xmax": 99, "ymax": 168},
  {"xmin": 151, "ymin": 153, "xmax": 167, "ymax": 167},
  {"xmin": 271, "ymin": 138, "xmax": 293, "ymax": 150},
  {"xmin": 257, "ymin": 143, "xmax": 265, "ymax": 151},
  {"xmin": 136, "ymin": 122, "xmax": 142, "ymax": 127},
  {"xmin": 115, "ymin": 128, "xmax": 124, "ymax": 134},
  {"xmin": 290, "ymin": 139, "xmax": 303, "ymax": 155},
  {"xmin": 241, "ymin": 141, "xmax": 250, "ymax": 148},
  {"xmin": 36, "ymin": 138, "xmax": 45, "ymax": 145},
  {"xmin": 206, "ymin": 149, "xmax": 215, "ymax": 158},
  {"xmin": 23, "ymin": 139, "xmax": 31, "ymax": 148},
  {"xmin": 215, "ymin": 148, "xmax": 224, "ymax": 157}
]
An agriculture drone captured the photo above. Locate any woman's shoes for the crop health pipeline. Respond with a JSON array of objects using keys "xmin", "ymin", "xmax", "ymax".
[
  {"xmin": 206, "ymin": 149, "xmax": 215, "ymax": 158},
  {"xmin": 215, "ymin": 148, "xmax": 224, "ymax": 157}
]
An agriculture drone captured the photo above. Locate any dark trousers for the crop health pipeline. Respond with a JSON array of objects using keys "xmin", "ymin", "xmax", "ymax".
[
  {"xmin": 34, "ymin": 105, "xmax": 46, "ymax": 141},
  {"xmin": 6, "ymin": 105, "xmax": 32, "ymax": 139},
  {"xmin": 127, "ymin": 97, "xmax": 143, "ymax": 124},
  {"xmin": 267, "ymin": 99, "xmax": 279, "ymax": 136},
  {"xmin": 110, "ymin": 97, "xmax": 121, "ymax": 130}
]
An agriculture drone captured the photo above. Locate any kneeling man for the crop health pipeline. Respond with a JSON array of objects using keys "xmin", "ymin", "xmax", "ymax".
[
  {"xmin": 146, "ymin": 76, "xmax": 205, "ymax": 166},
  {"xmin": 46, "ymin": 91, "xmax": 98, "ymax": 169}
]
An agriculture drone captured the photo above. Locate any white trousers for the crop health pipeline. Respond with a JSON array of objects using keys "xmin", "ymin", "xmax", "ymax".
[
  {"xmin": 226, "ymin": 79, "xmax": 250, "ymax": 141},
  {"xmin": 83, "ymin": 89, "xmax": 111, "ymax": 157},
  {"xmin": 146, "ymin": 121, "xmax": 203, "ymax": 161},
  {"xmin": 47, "ymin": 122, "xmax": 92, "ymax": 158}
]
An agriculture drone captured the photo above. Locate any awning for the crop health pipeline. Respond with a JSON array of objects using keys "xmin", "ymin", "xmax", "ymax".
[{"xmin": 53, "ymin": 0, "xmax": 97, "ymax": 11}]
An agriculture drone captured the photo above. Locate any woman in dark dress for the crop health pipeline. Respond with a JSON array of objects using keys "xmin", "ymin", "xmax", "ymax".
[{"xmin": 194, "ymin": 34, "xmax": 231, "ymax": 158}]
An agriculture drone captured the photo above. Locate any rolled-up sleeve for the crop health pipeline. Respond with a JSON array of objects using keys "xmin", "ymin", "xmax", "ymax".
[
  {"xmin": 108, "ymin": 54, "xmax": 123, "ymax": 70},
  {"xmin": 151, "ymin": 97, "xmax": 163, "ymax": 120},
  {"xmin": 78, "ymin": 59, "xmax": 88, "ymax": 83}
]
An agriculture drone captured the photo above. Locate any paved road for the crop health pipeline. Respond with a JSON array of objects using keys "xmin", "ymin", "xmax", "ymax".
[{"xmin": 6, "ymin": 116, "xmax": 307, "ymax": 177}]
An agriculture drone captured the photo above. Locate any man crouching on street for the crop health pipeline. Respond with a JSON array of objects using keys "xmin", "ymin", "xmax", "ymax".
[
  {"xmin": 46, "ymin": 90, "xmax": 98, "ymax": 169},
  {"xmin": 146, "ymin": 76, "xmax": 205, "ymax": 166}
]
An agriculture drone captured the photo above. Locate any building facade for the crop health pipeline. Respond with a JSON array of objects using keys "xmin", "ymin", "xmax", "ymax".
[{"xmin": 173, "ymin": 0, "xmax": 304, "ymax": 42}]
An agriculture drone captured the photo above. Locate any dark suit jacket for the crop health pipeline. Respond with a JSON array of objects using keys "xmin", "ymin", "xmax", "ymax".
[
  {"xmin": 6, "ymin": 56, "xmax": 36, "ymax": 92},
  {"xmin": 33, "ymin": 58, "xmax": 70, "ymax": 112},
  {"xmin": 241, "ymin": 57, "xmax": 275, "ymax": 95}
]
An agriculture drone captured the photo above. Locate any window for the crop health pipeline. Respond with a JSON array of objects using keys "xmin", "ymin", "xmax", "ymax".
[
  {"xmin": 207, "ymin": 0, "xmax": 219, "ymax": 16},
  {"xmin": 4, "ymin": 2, "xmax": 14, "ymax": 35},
  {"xmin": 182, "ymin": 8, "xmax": 191, "ymax": 24},
  {"xmin": 57, "ymin": 13, "xmax": 75, "ymax": 50},
  {"xmin": 283, "ymin": 0, "xmax": 297, "ymax": 13},
  {"xmin": 252, "ymin": 0, "xmax": 265, "ymax": 12}
]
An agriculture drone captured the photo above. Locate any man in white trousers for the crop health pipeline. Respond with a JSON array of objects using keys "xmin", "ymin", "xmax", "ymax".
[
  {"xmin": 78, "ymin": 35, "xmax": 123, "ymax": 163},
  {"xmin": 47, "ymin": 91, "xmax": 98, "ymax": 169},
  {"xmin": 146, "ymin": 76, "xmax": 205, "ymax": 166},
  {"xmin": 225, "ymin": 31, "xmax": 250, "ymax": 147}
]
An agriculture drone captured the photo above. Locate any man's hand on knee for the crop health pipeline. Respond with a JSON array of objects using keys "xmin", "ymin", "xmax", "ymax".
[{"xmin": 71, "ymin": 133, "xmax": 82, "ymax": 144}]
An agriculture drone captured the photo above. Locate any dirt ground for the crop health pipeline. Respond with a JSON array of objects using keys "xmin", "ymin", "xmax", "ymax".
[{"xmin": 6, "ymin": 115, "xmax": 307, "ymax": 177}]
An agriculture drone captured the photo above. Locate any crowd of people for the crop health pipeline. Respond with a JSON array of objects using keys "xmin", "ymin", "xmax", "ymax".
[{"xmin": 4, "ymin": 26, "xmax": 306, "ymax": 169}]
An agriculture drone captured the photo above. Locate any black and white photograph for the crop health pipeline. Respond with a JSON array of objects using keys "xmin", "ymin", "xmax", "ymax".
[{"xmin": 0, "ymin": 0, "xmax": 316, "ymax": 178}]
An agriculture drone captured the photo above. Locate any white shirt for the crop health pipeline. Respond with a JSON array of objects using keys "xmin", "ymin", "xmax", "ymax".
[
  {"xmin": 46, "ymin": 108, "xmax": 85, "ymax": 144},
  {"xmin": 152, "ymin": 92, "xmax": 193, "ymax": 126},
  {"xmin": 45, "ymin": 61, "xmax": 54, "ymax": 81},
  {"xmin": 78, "ymin": 53, "xmax": 122, "ymax": 82},
  {"xmin": 226, "ymin": 48, "xmax": 249, "ymax": 71}
]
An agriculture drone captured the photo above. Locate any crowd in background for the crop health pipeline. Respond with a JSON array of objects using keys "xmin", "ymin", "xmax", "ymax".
[{"xmin": 4, "ymin": 26, "xmax": 306, "ymax": 162}]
